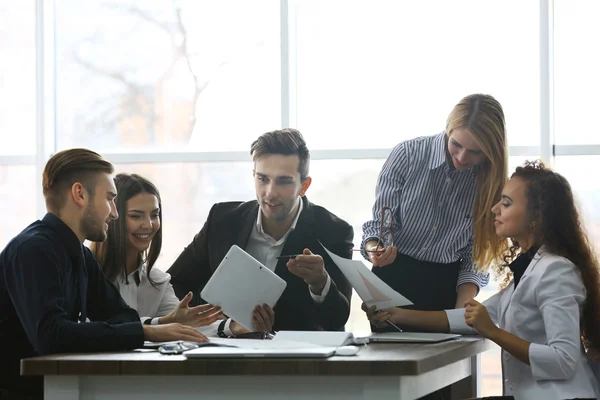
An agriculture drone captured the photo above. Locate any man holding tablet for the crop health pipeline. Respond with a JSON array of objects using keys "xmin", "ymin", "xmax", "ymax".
[{"xmin": 168, "ymin": 129, "xmax": 353, "ymax": 335}]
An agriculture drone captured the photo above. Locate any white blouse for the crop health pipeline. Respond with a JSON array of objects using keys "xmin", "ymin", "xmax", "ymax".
[{"xmin": 113, "ymin": 264, "xmax": 222, "ymax": 336}]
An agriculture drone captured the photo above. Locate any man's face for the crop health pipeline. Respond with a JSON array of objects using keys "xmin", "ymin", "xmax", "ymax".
[
  {"xmin": 81, "ymin": 173, "xmax": 118, "ymax": 242},
  {"xmin": 253, "ymin": 154, "xmax": 310, "ymax": 224}
]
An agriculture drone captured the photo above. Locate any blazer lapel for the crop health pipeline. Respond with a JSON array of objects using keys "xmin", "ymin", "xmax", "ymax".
[
  {"xmin": 276, "ymin": 197, "xmax": 316, "ymax": 276},
  {"xmin": 498, "ymin": 248, "xmax": 545, "ymax": 326},
  {"xmin": 234, "ymin": 203, "xmax": 259, "ymax": 251}
]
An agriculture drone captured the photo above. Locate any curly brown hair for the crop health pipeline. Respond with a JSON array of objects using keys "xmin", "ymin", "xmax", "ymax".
[{"xmin": 494, "ymin": 160, "xmax": 600, "ymax": 357}]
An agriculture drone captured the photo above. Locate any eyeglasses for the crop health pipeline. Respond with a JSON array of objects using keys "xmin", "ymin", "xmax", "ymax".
[
  {"xmin": 158, "ymin": 341, "xmax": 200, "ymax": 355},
  {"xmin": 375, "ymin": 206, "xmax": 396, "ymax": 249},
  {"xmin": 353, "ymin": 206, "xmax": 397, "ymax": 253}
]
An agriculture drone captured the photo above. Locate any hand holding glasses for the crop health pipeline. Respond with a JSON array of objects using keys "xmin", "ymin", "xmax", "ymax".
[{"xmin": 356, "ymin": 206, "xmax": 398, "ymax": 267}]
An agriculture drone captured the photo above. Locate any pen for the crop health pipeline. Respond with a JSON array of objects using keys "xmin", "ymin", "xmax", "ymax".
[
  {"xmin": 276, "ymin": 254, "xmax": 301, "ymax": 260},
  {"xmin": 375, "ymin": 310, "xmax": 403, "ymax": 332},
  {"xmin": 384, "ymin": 319, "xmax": 404, "ymax": 333}
]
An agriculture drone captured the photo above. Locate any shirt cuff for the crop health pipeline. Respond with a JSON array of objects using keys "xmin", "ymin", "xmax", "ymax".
[
  {"xmin": 528, "ymin": 342, "xmax": 575, "ymax": 381},
  {"xmin": 456, "ymin": 270, "xmax": 489, "ymax": 293},
  {"xmin": 223, "ymin": 318, "xmax": 233, "ymax": 336},
  {"xmin": 309, "ymin": 274, "xmax": 331, "ymax": 304},
  {"xmin": 444, "ymin": 308, "xmax": 477, "ymax": 334},
  {"xmin": 142, "ymin": 317, "xmax": 160, "ymax": 325},
  {"xmin": 360, "ymin": 236, "xmax": 380, "ymax": 260}
]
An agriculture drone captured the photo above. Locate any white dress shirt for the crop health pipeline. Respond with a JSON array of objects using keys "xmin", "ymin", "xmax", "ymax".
[
  {"xmin": 445, "ymin": 248, "xmax": 600, "ymax": 400},
  {"xmin": 244, "ymin": 198, "xmax": 332, "ymax": 302}
]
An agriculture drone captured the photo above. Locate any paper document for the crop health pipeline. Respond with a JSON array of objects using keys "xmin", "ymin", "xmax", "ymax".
[
  {"xmin": 207, "ymin": 338, "xmax": 320, "ymax": 349},
  {"xmin": 273, "ymin": 330, "xmax": 364, "ymax": 347},
  {"xmin": 319, "ymin": 241, "xmax": 413, "ymax": 309}
]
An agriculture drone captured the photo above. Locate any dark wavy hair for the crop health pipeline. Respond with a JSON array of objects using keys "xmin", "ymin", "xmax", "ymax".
[
  {"xmin": 250, "ymin": 128, "xmax": 310, "ymax": 181},
  {"xmin": 90, "ymin": 173, "xmax": 162, "ymax": 288},
  {"xmin": 495, "ymin": 160, "xmax": 600, "ymax": 357}
]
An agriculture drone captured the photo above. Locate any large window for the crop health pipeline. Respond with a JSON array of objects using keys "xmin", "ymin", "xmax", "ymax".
[
  {"xmin": 0, "ymin": 2, "xmax": 36, "ymax": 155},
  {"xmin": 554, "ymin": 0, "xmax": 600, "ymax": 144},
  {"xmin": 555, "ymin": 156, "xmax": 600, "ymax": 245},
  {"xmin": 4, "ymin": 1, "xmax": 600, "ymax": 398},
  {"xmin": 0, "ymin": 166, "xmax": 36, "ymax": 247},
  {"xmin": 0, "ymin": 2, "xmax": 37, "ymax": 245},
  {"xmin": 296, "ymin": 0, "xmax": 540, "ymax": 149},
  {"xmin": 55, "ymin": 0, "xmax": 281, "ymax": 152}
]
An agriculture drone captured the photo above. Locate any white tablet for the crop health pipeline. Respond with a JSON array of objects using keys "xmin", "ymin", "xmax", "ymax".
[{"xmin": 200, "ymin": 245, "xmax": 287, "ymax": 331}]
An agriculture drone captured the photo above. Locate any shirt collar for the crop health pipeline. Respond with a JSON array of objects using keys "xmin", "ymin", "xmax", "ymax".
[
  {"xmin": 42, "ymin": 212, "xmax": 83, "ymax": 260},
  {"xmin": 123, "ymin": 258, "xmax": 144, "ymax": 286},
  {"xmin": 428, "ymin": 131, "xmax": 449, "ymax": 170},
  {"xmin": 256, "ymin": 197, "xmax": 303, "ymax": 238},
  {"xmin": 509, "ymin": 246, "xmax": 540, "ymax": 288}
]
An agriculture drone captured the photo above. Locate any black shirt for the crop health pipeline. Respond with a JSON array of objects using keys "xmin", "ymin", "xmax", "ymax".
[
  {"xmin": 509, "ymin": 246, "xmax": 540, "ymax": 288},
  {"xmin": 0, "ymin": 213, "xmax": 144, "ymax": 396}
]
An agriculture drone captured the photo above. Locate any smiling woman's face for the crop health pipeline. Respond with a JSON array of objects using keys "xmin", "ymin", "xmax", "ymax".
[
  {"xmin": 491, "ymin": 176, "xmax": 531, "ymax": 241},
  {"xmin": 447, "ymin": 128, "xmax": 487, "ymax": 170}
]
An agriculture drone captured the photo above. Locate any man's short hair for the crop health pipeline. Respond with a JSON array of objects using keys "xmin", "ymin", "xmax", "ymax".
[
  {"xmin": 250, "ymin": 128, "xmax": 310, "ymax": 180},
  {"xmin": 42, "ymin": 148, "xmax": 114, "ymax": 211}
]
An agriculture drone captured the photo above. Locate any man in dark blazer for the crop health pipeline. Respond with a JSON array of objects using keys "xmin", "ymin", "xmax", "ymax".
[{"xmin": 168, "ymin": 129, "xmax": 353, "ymax": 334}]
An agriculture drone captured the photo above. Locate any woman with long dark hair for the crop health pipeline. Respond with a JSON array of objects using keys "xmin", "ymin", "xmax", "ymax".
[
  {"xmin": 91, "ymin": 173, "xmax": 221, "ymax": 330},
  {"xmin": 366, "ymin": 161, "xmax": 600, "ymax": 400}
]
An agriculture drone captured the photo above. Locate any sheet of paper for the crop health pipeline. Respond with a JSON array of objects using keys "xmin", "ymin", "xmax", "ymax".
[
  {"xmin": 319, "ymin": 241, "xmax": 413, "ymax": 309},
  {"xmin": 273, "ymin": 330, "xmax": 355, "ymax": 347},
  {"xmin": 208, "ymin": 338, "xmax": 321, "ymax": 349}
]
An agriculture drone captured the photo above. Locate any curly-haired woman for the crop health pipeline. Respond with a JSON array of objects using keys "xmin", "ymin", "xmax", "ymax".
[{"xmin": 365, "ymin": 161, "xmax": 600, "ymax": 400}]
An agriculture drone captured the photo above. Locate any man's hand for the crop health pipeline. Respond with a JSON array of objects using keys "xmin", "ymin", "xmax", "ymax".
[
  {"xmin": 229, "ymin": 304, "xmax": 276, "ymax": 335},
  {"xmin": 252, "ymin": 304, "xmax": 275, "ymax": 331},
  {"xmin": 365, "ymin": 240, "xmax": 397, "ymax": 267},
  {"xmin": 286, "ymin": 248, "xmax": 328, "ymax": 294},
  {"xmin": 464, "ymin": 299, "xmax": 498, "ymax": 338},
  {"xmin": 159, "ymin": 292, "xmax": 222, "ymax": 327},
  {"xmin": 143, "ymin": 323, "xmax": 209, "ymax": 343}
]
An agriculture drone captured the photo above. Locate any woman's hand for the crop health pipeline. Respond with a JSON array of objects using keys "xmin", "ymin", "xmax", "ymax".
[
  {"xmin": 464, "ymin": 299, "xmax": 498, "ymax": 338},
  {"xmin": 365, "ymin": 240, "xmax": 397, "ymax": 267},
  {"xmin": 143, "ymin": 323, "xmax": 209, "ymax": 343},
  {"xmin": 361, "ymin": 303, "xmax": 400, "ymax": 328},
  {"xmin": 160, "ymin": 292, "xmax": 222, "ymax": 327}
]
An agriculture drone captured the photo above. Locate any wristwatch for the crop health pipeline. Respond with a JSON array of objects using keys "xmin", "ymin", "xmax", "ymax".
[{"xmin": 217, "ymin": 319, "xmax": 228, "ymax": 338}]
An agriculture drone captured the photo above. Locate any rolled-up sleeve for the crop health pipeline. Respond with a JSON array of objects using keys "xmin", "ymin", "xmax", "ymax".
[
  {"xmin": 529, "ymin": 260, "xmax": 585, "ymax": 381},
  {"xmin": 456, "ymin": 238, "xmax": 489, "ymax": 291},
  {"xmin": 361, "ymin": 142, "xmax": 407, "ymax": 260}
]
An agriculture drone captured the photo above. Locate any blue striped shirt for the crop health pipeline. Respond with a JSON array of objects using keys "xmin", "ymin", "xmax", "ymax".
[{"xmin": 362, "ymin": 132, "xmax": 489, "ymax": 290}]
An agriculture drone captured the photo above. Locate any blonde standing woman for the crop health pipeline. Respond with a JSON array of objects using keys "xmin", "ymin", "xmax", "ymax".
[{"xmin": 361, "ymin": 94, "xmax": 509, "ymax": 399}]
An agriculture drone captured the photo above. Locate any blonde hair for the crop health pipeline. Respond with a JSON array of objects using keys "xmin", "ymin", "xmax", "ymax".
[
  {"xmin": 42, "ymin": 148, "xmax": 114, "ymax": 212},
  {"xmin": 446, "ymin": 94, "xmax": 508, "ymax": 270}
]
